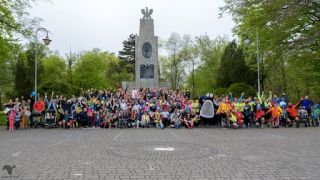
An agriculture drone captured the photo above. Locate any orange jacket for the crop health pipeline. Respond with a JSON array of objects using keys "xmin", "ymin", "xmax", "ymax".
[
  {"xmin": 286, "ymin": 101, "xmax": 301, "ymax": 118},
  {"xmin": 267, "ymin": 106, "xmax": 282, "ymax": 118},
  {"xmin": 217, "ymin": 102, "xmax": 231, "ymax": 114}
]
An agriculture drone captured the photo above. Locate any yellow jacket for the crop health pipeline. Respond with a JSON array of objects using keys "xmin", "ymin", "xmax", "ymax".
[{"xmin": 217, "ymin": 102, "xmax": 230, "ymax": 114}]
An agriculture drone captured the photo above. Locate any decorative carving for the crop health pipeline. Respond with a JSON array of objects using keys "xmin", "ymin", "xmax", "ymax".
[
  {"xmin": 141, "ymin": 7, "xmax": 153, "ymax": 19},
  {"xmin": 142, "ymin": 42, "xmax": 152, "ymax": 58}
]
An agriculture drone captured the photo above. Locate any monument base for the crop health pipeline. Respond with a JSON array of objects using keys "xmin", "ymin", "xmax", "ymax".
[{"xmin": 122, "ymin": 81, "xmax": 171, "ymax": 90}]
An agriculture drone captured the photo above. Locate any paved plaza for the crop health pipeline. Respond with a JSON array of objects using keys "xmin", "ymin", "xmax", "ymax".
[{"xmin": 0, "ymin": 128, "xmax": 320, "ymax": 180}]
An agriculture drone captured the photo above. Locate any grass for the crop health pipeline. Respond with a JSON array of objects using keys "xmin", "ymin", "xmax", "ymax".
[{"xmin": 0, "ymin": 112, "xmax": 6, "ymax": 126}]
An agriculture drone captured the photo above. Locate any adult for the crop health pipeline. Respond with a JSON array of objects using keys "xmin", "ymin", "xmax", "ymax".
[
  {"xmin": 286, "ymin": 101, "xmax": 301, "ymax": 128},
  {"xmin": 301, "ymin": 96, "xmax": 313, "ymax": 117}
]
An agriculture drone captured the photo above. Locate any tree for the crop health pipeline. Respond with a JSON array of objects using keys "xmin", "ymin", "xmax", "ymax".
[
  {"xmin": 187, "ymin": 35, "xmax": 229, "ymax": 96},
  {"xmin": 0, "ymin": 0, "xmax": 43, "ymax": 101},
  {"xmin": 118, "ymin": 34, "xmax": 136, "ymax": 78},
  {"xmin": 221, "ymin": 0, "xmax": 320, "ymax": 100},
  {"xmin": 74, "ymin": 49, "xmax": 133, "ymax": 90},
  {"xmin": 161, "ymin": 32, "xmax": 194, "ymax": 89},
  {"xmin": 216, "ymin": 41, "xmax": 256, "ymax": 88},
  {"xmin": 14, "ymin": 42, "xmax": 48, "ymax": 97}
]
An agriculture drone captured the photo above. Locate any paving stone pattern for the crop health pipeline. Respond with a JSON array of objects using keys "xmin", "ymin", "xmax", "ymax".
[{"xmin": 0, "ymin": 128, "xmax": 319, "ymax": 180}]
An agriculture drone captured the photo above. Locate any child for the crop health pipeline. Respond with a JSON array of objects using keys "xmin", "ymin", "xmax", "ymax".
[
  {"xmin": 59, "ymin": 110, "xmax": 70, "ymax": 128},
  {"xmin": 14, "ymin": 107, "xmax": 22, "ymax": 129},
  {"xmin": 21, "ymin": 107, "xmax": 29, "ymax": 129},
  {"xmin": 154, "ymin": 108, "xmax": 163, "ymax": 129},
  {"xmin": 230, "ymin": 110, "xmax": 238, "ymax": 129},
  {"xmin": 183, "ymin": 113, "xmax": 194, "ymax": 128},
  {"xmin": 170, "ymin": 109, "xmax": 181, "ymax": 128},
  {"xmin": 141, "ymin": 111, "xmax": 150, "ymax": 128},
  {"xmin": 9, "ymin": 109, "xmax": 16, "ymax": 131},
  {"xmin": 255, "ymin": 107, "xmax": 265, "ymax": 128},
  {"xmin": 267, "ymin": 104, "xmax": 282, "ymax": 128},
  {"xmin": 95, "ymin": 110, "xmax": 101, "ymax": 128},
  {"xmin": 87, "ymin": 107, "xmax": 94, "ymax": 127},
  {"xmin": 235, "ymin": 108, "xmax": 244, "ymax": 128}
]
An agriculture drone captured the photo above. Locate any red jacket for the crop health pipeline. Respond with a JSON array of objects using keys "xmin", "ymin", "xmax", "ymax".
[
  {"xmin": 33, "ymin": 101, "xmax": 45, "ymax": 112},
  {"xmin": 255, "ymin": 110, "xmax": 265, "ymax": 119},
  {"xmin": 235, "ymin": 111, "xmax": 243, "ymax": 121}
]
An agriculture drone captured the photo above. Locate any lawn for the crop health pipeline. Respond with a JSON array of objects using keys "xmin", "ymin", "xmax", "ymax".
[{"xmin": 0, "ymin": 112, "xmax": 6, "ymax": 126}]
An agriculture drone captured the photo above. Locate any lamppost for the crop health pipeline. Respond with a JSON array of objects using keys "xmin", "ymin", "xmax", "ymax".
[
  {"xmin": 244, "ymin": 28, "xmax": 261, "ymax": 95},
  {"xmin": 34, "ymin": 28, "xmax": 51, "ymax": 102}
]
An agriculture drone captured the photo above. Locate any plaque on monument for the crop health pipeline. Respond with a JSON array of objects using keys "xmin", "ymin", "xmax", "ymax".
[
  {"xmin": 142, "ymin": 42, "xmax": 152, "ymax": 58},
  {"xmin": 140, "ymin": 64, "xmax": 154, "ymax": 79}
]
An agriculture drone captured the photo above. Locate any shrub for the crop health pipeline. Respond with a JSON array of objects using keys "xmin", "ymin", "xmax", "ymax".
[{"xmin": 226, "ymin": 83, "xmax": 256, "ymax": 98}]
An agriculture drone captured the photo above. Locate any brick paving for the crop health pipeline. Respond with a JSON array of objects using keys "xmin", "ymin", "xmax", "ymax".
[{"xmin": 0, "ymin": 127, "xmax": 320, "ymax": 179}]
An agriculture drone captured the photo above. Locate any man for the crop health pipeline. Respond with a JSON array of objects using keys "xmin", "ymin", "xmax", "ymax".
[
  {"xmin": 33, "ymin": 97, "xmax": 45, "ymax": 128},
  {"xmin": 79, "ymin": 108, "xmax": 88, "ymax": 128},
  {"xmin": 286, "ymin": 101, "xmax": 301, "ymax": 128},
  {"xmin": 301, "ymin": 96, "xmax": 313, "ymax": 117}
]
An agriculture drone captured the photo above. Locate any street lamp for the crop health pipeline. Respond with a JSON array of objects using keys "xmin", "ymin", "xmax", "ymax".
[
  {"xmin": 244, "ymin": 28, "xmax": 261, "ymax": 95},
  {"xmin": 34, "ymin": 27, "xmax": 51, "ymax": 102}
]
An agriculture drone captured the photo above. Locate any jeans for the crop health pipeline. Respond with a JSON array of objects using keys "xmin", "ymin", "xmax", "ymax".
[{"xmin": 156, "ymin": 121, "xmax": 164, "ymax": 128}]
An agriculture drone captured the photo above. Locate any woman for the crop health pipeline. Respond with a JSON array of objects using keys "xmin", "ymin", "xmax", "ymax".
[{"xmin": 183, "ymin": 113, "xmax": 194, "ymax": 128}]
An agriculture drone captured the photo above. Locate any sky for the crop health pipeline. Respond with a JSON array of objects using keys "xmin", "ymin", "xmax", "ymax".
[{"xmin": 29, "ymin": 0, "xmax": 235, "ymax": 57}]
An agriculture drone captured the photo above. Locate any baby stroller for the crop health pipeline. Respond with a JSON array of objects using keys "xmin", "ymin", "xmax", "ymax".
[
  {"xmin": 32, "ymin": 111, "xmax": 42, "ymax": 128},
  {"xmin": 311, "ymin": 104, "xmax": 320, "ymax": 127},
  {"xmin": 298, "ymin": 107, "xmax": 309, "ymax": 127},
  {"xmin": 44, "ymin": 109, "xmax": 57, "ymax": 128},
  {"xmin": 119, "ymin": 110, "xmax": 129, "ymax": 129}
]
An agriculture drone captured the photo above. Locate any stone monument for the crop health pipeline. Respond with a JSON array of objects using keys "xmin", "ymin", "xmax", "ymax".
[{"xmin": 122, "ymin": 7, "xmax": 170, "ymax": 89}]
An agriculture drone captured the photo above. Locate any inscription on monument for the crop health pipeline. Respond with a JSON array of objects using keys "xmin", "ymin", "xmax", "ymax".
[{"xmin": 140, "ymin": 64, "xmax": 154, "ymax": 79}]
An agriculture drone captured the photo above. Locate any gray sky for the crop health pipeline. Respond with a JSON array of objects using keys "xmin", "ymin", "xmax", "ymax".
[{"xmin": 30, "ymin": 0, "xmax": 235, "ymax": 56}]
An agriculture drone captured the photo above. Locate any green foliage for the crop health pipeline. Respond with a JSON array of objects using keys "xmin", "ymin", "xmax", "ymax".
[
  {"xmin": 0, "ymin": 0, "xmax": 43, "ymax": 100},
  {"xmin": 41, "ymin": 55, "xmax": 66, "ymax": 83},
  {"xmin": 0, "ymin": 112, "xmax": 6, "ymax": 126},
  {"xmin": 221, "ymin": 0, "xmax": 320, "ymax": 99},
  {"xmin": 74, "ymin": 49, "xmax": 133, "ymax": 90},
  {"xmin": 227, "ymin": 83, "xmax": 256, "ymax": 98},
  {"xmin": 214, "ymin": 88, "xmax": 228, "ymax": 96},
  {"xmin": 186, "ymin": 35, "xmax": 229, "ymax": 97},
  {"xmin": 161, "ymin": 33, "xmax": 196, "ymax": 89},
  {"xmin": 38, "ymin": 81, "xmax": 79, "ymax": 97},
  {"xmin": 217, "ymin": 41, "xmax": 256, "ymax": 88},
  {"xmin": 14, "ymin": 42, "xmax": 48, "ymax": 97},
  {"xmin": 118, "ymin": 34, "xmax": 136, "ymax": 78}
]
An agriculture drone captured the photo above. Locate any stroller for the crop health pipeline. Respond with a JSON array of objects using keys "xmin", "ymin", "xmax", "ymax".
[
  {"xmin": 311, "ymin": 104, "xmax": 320, "ymax": 127},
  {"xmin": 298, "ymin": 107, "xmax": 309, "ymax": 127},
  {"xmin": 44, "ymin": 109, "xmax": 57, "ymax": 128},
  {"xmin": 118, "ymin": 110, "xmax": 129, "ymax": 128}
]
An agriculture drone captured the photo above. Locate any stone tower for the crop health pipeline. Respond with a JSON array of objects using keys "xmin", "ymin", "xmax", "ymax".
[{"xmin": 135, "ymin": 7, "xmax": 159, "ymax": 88}]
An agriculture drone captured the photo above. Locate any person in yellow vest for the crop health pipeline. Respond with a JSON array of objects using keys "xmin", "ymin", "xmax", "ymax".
[
  {"xmin": 154, "ymin": 108, "xmax": 164, "ymax": 129},
  {"xmin": 141, "ymin": 111, "xmax": 150, "ymax": 128},
  {"xmin": 217, "ymin": 97, "xmax": 231, "ymax": 128}
]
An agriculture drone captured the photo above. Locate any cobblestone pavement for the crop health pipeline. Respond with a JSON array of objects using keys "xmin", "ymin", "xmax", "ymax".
[{"xmin": 0, "ymin": 127, "xmax": 319, "ymax": 180}]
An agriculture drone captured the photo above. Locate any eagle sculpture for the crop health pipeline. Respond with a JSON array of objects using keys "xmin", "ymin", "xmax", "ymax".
[
  {"xmin": 2, "ymin": 165, "xmax": 16, "ymax": 175},
  {"xmin": 141, "ymin": 7, "xmax": 153, "ymax": 19}
]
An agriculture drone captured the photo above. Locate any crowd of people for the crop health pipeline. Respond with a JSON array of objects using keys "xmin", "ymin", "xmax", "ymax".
[{"xmin": 2, "ymin": 88, "xmax": 320, "ymax": 131}]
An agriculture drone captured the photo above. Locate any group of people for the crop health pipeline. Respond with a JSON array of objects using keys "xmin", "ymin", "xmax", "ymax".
[{"xmin": 2, "ymin": 88, "xmax": 320, "ymax": 131}]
